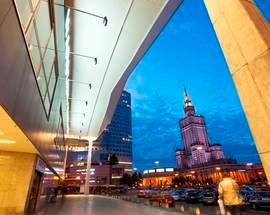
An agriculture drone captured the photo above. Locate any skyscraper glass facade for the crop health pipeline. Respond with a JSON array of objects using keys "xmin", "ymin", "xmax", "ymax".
[{"xmin": 92, "ymin": 91, "xmax": 132, "ymax": 172}]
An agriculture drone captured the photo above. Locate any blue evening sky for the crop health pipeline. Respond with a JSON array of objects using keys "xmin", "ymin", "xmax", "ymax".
[{"xmin": 125, "ymin": 0, "xmax": 269, "ymax": 171}]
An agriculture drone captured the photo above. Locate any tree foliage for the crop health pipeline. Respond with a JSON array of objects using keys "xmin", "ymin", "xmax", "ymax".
[
  {"xmin": 120, "ymin": 172, "xmax": 142, "ymax": 187},
  {"xmin": 109, "ymin": 154, "xmax": 119, "ymax": 166}
]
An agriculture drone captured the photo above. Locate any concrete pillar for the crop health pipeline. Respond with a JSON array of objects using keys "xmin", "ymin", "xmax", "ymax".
[
  {"xmin": 84, "ymin": 138, "xmax": 93, "ymax": 195},
  {"xmin": 0, "ymin": 151, "xmax": 36, "ymax": 215},
  {"xmin": 62, "ymin": 145, "xmax": 69, "ymax": 178},
  {"xmin": 204, "ymin": 0, "xmax": 270, "ymax": 183}
]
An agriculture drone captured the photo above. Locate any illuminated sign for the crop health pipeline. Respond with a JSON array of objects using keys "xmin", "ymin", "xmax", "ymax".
[{"xmin": 165, "ymin": 168, "xmax": 174, "ymax": 172}]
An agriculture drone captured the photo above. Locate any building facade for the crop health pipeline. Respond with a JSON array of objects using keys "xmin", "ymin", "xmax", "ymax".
[
  {"xmin": 92, "ymin": 91, "xmax": 133, "ymax": 173},
  {"xmin": 142, "ymin": 163, "xmax": 267, "ymax": 187},
  {"xmin": 176, "ymin": 88, "xmax": 225, "ymax": 169},
  {"xmin": 63, "ymin": 138, "xmax": 124, "ymax": 190}
]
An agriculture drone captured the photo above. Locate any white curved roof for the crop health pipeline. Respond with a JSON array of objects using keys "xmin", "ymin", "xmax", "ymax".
[{"xmin": 65, "ymin": 0, "xmax": 183, "ymax": 139}]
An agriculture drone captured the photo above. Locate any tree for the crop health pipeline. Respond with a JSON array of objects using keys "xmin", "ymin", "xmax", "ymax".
[
  {"xmin": 120, "ymin": 172, "xmax": 142, "ymax": 187},
  {"xmin": 172, "ymin": 175, "xmax": 186, "ymax": 187},
  {"xmin": 109, "ymin": 154, "xmax": 118, "ymax": 165},
  {"xmin": 120, "ymin": 174, "xmax": 133, "ymax": 187},
  {"xmin": 131, "ymin": 172, "xmax": 142, "ymax": 187}
]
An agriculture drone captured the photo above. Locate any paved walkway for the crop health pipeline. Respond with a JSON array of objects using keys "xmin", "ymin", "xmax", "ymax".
[
  {"xmin": 38, "ymin": 195, "xmax": 270, "ymax": 215},
  {"xmin": 38, "ymin": 195, "xmax": 180, "ymax": 215}
]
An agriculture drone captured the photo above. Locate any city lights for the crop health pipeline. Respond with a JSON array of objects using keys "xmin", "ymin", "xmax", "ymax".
[
  {"xmin": 165, "ymin": 168, "xmax": 174, "ymax": 172},
  {"xmin": 156, "ymin": 168, "xmax": 165, "ymax": 172}
]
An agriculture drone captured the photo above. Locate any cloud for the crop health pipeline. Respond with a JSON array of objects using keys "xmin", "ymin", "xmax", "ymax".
[{"xmin": 130, "ymin": 93, "xmax": 260, "ymax": 171}]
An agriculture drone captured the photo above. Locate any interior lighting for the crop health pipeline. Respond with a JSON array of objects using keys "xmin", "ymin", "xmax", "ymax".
[
  {"xmin": 119, "ymin": 161, "xmax": 132, "ymax": 165},
  {"xmin": 216, "ymin": 167, "xmax": 221, "ymax": 171},
  {"xmin": 0, "ymin": 131, "xmax": 4, "ymax": 135},
  {"xmin": 65, "ymin": 8, "xmax": 71, "ymax": 134},
  {"xmin": 0, "ymin": 139, "xmax": 15, "ymax": 144},
  {"xmin": 156, "ymin": 168, "xmax": 165, "ymax": 172},
  {"xmin": 166, "ymin": 168, "xmax": 174, "ymax": 172}
]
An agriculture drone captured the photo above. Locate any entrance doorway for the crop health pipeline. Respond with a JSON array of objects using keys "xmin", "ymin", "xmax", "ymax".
[{"xmin": 26, "ymin": 171, "xmax": 43, "ymax": 214}]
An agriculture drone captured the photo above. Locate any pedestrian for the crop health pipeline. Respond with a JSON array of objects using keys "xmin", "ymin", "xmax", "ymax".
[{"xmin": 218, "ymin": 170, "xmax": 243, "ymax": 215}]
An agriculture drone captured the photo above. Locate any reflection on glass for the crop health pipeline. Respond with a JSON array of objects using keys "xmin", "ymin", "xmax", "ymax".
[
  {"xmin": 43, "ymin": 32, "xmax": 55, "ymax": 81},
  {"xmin": 31, "ymin": 0, "xmax": 40, "ymax": 11},
  {"xmin": 48, "ymin": 67, "xmax": 56, "ymax": 101},
  {"xmin": 14, "ymin": 0, "xmax": 32, "ymax": 30},
  {"xmin": 26, "ymin": 22, "xmax": 42, "ymax": 76},
  {"xmin": 44, "ymin": 92, "xmax": 51, "ymax": 112},
  {"xmin": 35, "ymin": 0, "xmax": 51, "ymax": 56},
  {"xmin": 37, "ymin": 69, "xmax": 47, "ymax": 100},
  {"xmin": 14, "ymin": 0, "xmax": 59, "ymax": 118}
]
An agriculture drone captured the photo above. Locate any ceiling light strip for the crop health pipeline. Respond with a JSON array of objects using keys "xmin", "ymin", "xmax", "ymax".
[{"xmin": 65, "ymin": 8, "xmax": 71, "ymax": 134}]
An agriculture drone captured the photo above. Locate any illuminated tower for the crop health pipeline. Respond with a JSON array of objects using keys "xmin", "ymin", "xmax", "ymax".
[
  {"xmin": 176, "ymin": 87, "xmax": 225, "ymax": 169},
  {"xmin": 180, "ymin": 87, "xmax": 210, "ymax": 154}
]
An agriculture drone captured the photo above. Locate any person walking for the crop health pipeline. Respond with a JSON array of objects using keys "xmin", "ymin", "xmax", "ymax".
[{"xmin": 218, "ymin": 171, "xmax": 243, "ymax": 215}]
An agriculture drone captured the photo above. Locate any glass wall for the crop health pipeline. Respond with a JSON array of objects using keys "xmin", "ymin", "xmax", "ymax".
[{"xmin": 14, "ymin": 0, "xmax": 58, "ymax": 118}]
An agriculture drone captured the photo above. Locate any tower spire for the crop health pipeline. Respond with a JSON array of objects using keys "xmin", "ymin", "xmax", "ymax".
[
  {"xmin": 183, "ymin": 85, "xmax": 195, "ymax": 116},
  {"xmin": 184, "ymin": 85, "xmax": 188, "ymax": 96},
  {"xmin": 184, "ymin": 85, "xmax": 192, "ymax": 107}
]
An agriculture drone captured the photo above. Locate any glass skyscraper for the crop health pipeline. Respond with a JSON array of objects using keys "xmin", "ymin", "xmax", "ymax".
[{"xmin": 92, "ymin": 91, "xmax": 132, "ymax": 173}]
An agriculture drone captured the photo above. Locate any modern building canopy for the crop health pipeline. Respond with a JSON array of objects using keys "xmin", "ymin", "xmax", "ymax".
[{"xmin": 62, "ymin": 0, "xmax": 183, "ymax": 139}]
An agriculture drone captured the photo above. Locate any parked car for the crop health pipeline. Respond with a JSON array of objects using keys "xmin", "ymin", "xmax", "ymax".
[
  {"xmin": 176, "ymin": 189, "xmax": 194, "ymax": 201},
  {"xmin": 159, "ymin": 193, "xmax": 175, "ymax": 208},
  {"xmin": 240, "ymin": 186, "xmax": 254, "ymax": 201},
  {"xmin": 170, "ymin": 190, "xmax": 185, "ymax": 201},
  {"xmin": 201, "ymin": 192, "xmax": 218, "ymax": 205},
  {"xmin": 249, "ymin": 190, "xmax": 270, "ymax": 210},
  {"xmin": 137, "ymin": 189, "xmax": 152, "ymax": 198},
  {"xmin": 185, "ymin": 190, "xmax": 200, "ymax": 203}
]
